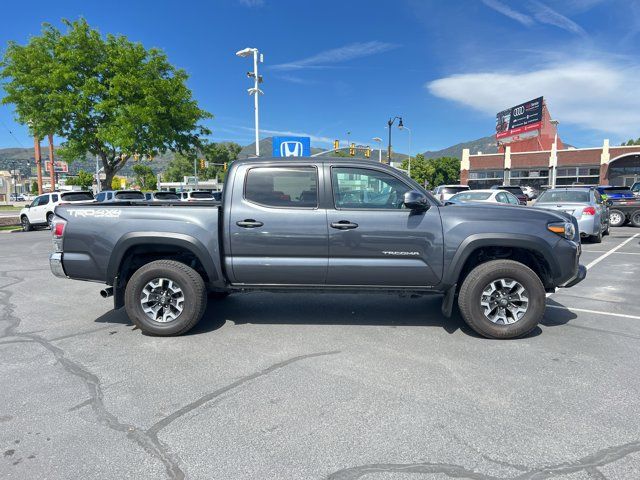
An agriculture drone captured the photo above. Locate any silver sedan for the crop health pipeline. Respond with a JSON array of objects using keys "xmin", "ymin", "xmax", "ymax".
[{"xmin": 532, "ymin": 187, "xmax": 609, "ymax": 243}]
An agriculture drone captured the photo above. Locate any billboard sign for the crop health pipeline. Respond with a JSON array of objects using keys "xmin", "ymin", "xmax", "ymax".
[
  {"xmin": 272, "ymin": 136, "xmax": 311, "ymax": 157},
  {"xmin": 53, "ymin": 161, "xmax": 69, "ymax": 173},
  {"xmin": 496, "ymin": 97, "xmax": 544, "ymax": 141}
]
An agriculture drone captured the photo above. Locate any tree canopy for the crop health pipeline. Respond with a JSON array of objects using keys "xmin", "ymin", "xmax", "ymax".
[
  {"xmin": 1, "ymin": 18, "xmax": 211, "ymax": 189},
  {"xmin": 401, "ymin": 155, "xmax": 460, "ymax": 188},
  {"xmin": 622, "ymin": 138, "xmax": 640, "ymax": 146},
  {"xmin": 132, "ymin": 163, "xmax": 157, "ymax": 190},
  {"xmin": 163, "ymin": 141, "xmax": 241, "ymax": 183},
  {"xmin": 65, "ymin": 169, "xmax": 94, "ymax": 189}
]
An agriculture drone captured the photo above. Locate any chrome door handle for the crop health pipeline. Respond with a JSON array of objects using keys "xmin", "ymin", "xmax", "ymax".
[
  {"xmin": 330, "ymin": 220, "xmax": 359, "ymax": 230},
  {"xmin": 236, "ymin": 219, "xmax": 264, "ymax": 228}
]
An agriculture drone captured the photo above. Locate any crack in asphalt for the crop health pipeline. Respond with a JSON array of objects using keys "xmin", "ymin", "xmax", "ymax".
[
  {"xmin": 1, "ymin": 270, "xmax": 340, "ymax": 479},
  {"xmin": 326, "ymin": 440, "xmax": 640, "ymax": 479},
  {"xmin": 146, "ymin": 350, "xmax": 340, "ymax": 438}
]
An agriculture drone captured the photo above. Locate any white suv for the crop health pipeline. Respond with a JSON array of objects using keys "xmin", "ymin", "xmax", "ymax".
[{"xmin": 20, "ymin": 191, "xmax": 94, "ymax": 231}]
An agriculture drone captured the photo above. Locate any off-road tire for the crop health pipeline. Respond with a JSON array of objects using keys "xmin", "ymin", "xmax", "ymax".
[
  {"xmin": 125, "ymin": 260, "xmax": 207, "ymax": 336},
  {"xmin": 21, "ymin": 215, "xmax": 32, "ymax": 232},
  {"xmin": 630, "ymin": 210, "xmax": 640, "ymax": 228},
  {"xmin": 609, "ymin": 209, "xmax": 625, "ymax": 228},
  {"xmin": 458, "ymin": 259, "xmax": 546, "ymax": 339}
]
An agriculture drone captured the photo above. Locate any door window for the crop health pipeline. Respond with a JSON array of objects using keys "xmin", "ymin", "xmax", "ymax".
[
  {"xmin": 35, "ymin": 195, "xmax": 50, "ymax": 206},
  {"xmin": 95, "ymin": 192, "xmax": 106, "ymax": 202},
  {"xmin": 332, "ymin": 167, "xmax": 411, "ymax": 209},
  {"xmin": 496, "ymin": 192, "xmax": 508, "ymax": 203},
  {"xmin": 245, "ymin": 167, "xmax": 318, "ymax": 208},
  {"xmin": 505, "ymin": 193, "xmax": 520, "ymax": 205}
]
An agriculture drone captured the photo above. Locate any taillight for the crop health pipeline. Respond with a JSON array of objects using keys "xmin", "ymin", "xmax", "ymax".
[
  {"xmin": 582, "ymin": 206, "xmax": 596, "ymax": 216},
  {"xmin": 51, "ymin": 218, "xmax": 66, "ymax": 252}
]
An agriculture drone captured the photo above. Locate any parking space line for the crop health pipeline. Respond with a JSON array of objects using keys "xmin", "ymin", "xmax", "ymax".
[
  {"xmin": 546, "ymin": 304, "xmax": 640, "ymax": 320},
  {"xmin": 585, "ymin": 233, "xmax": 639, "ymax": 270},
  {"xmin": 581, "ymin": 251, "xmax": 640, "ymax": 256}
]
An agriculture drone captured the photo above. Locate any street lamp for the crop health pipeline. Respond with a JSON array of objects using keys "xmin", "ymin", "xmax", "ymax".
[
  {"xmin": 372, "ymin": 137, "xmax": 382, "ymax": 163},
  {"xmin": 399, "ymin": 124, "xmax": 412, "ymax": 177},
  {"xmin": 236, "ymin": 47, "xmax": 264, "ymax": 157},
  {"xmin": 387, "ymin": 116, "xmax": 403, "ymax": 164}
]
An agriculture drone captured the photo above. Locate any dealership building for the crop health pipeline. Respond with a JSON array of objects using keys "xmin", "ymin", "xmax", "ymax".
[{"xmin": 459, "ymin": 97, "xmax": 640, "ymax": 189}]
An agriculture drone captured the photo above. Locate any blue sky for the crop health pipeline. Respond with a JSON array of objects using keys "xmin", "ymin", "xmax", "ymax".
[{"xmin": 1, "ymin": 0, "xmax": 639, "ymax": 153}]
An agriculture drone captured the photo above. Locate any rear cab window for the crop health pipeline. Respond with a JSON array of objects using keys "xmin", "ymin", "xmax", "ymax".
[{"xmin": 245, "ymin": 167, "xmax": 318, "ymax": 208}]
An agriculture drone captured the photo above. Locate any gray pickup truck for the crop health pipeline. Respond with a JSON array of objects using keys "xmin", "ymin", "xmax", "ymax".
[{"xmin": 49, "ymin": 157, "xmax": 585, "ymax": 339}]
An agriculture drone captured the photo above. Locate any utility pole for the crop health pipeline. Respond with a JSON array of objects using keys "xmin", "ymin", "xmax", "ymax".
[
  {"xmin": 34, "ymin": 135, "xmax": 43, "ymax": 194},
  {"xmin": 47, "ymin": 134, "xmax": 56, "ymax": 191}
]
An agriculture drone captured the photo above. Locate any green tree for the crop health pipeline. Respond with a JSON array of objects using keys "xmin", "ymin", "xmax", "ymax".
[
  {"xmin": 622, "ymin": 138, "xmax": 640, "ymax": 146},
  {"xmin": 401, "ymin": 155, "xmax": 460, "ymax": 188},
  {"xmin": 30, "ymin": 182, "xmax": 38, "ymax": 194},
  {"xmin": 132, "ymin": 163, "xmax": 157, "ymax": 190},
  {"xmin": 162, "ymin": 141, "xmax": 241, "ymax": 183},
  {"xmin": 65, "ymin": 169, "xmax": 94, "ymax": 189},
  {"xmin": 163, "ymin": 154, "xmax": 195, "ymax": 183},
  {"xmin": 1, "ymin": 18, "xmax": 211, "ymax": 190}
]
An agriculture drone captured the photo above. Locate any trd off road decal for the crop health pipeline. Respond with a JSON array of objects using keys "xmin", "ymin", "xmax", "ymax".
[{"xmin": 66, "ymin": 209, "xmax": 122, "ymax": 218}]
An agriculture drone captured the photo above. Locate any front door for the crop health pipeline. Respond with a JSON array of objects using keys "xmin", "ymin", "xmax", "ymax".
[
  {"xmin": 326, "ymin": 166, "xmax": 444, "ymax": 287},
  {"xmin": 227, "ymin": 164, "xmax": 328, "ymax": 285}
]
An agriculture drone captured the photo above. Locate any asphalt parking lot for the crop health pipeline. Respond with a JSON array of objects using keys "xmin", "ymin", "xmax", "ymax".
[{"xmin": 1, "ymin": 227, "xmax": 639, "ymax": 480}]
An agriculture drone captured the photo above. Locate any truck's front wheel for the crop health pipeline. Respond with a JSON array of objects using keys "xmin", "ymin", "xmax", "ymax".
[
  {"xmin": 458, "ymin": 260, "xmax": 545, "ymax": 339},
  {"xmin": 125, "ymin": 260, "xmax": 207, "ymax": 336}
]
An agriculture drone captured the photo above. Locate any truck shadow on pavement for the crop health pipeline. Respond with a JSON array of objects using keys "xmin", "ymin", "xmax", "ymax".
[{"xmin": 94, "ymin": 294, "xmax": 577, "ymax": 339}]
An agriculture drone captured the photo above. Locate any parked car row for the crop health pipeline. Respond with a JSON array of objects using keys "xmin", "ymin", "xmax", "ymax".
[
  {"xmin": 18, "ymin": 189, "xmax": 222, "ymax": 231},
  {"xmin": 434, "ymin": 182, "xmax": 640, "ymax": 242}
]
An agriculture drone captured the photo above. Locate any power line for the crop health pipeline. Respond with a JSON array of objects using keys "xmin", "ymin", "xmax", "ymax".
[{"xmin": 0, "ymin": 119, "xmax": 26, "ymax": 148}]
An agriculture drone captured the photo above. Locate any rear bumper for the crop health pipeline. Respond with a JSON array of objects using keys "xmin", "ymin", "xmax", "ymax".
[
  {"xmin": 576, "ymin": 216, "xmax": 598, "ymax": 236},
  {"xmin": 49, "ymin": 252, "xmax": 68, "ymax": 279}
]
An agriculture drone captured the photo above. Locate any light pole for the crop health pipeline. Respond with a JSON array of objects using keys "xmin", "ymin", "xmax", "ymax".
[
  {"xmin": 550, "ymin": 119, "xmax": 559, "ymax": 188},
  {"xmin": 399, "ymin": 124, "xmax": 412, "ymax": 177},
  {"xmin": 387, "ymin": 116, "xmax": 403, "ymax": 164},
  {"xmin": 236, "ymin": 47, "xmax": 263, "ymax": 157},
  {"xmin": 372, "ymin": 137, "xmax": 382, "ymax": 162},
  {"xmin": 10, "ymin": 161, "xmax": 18, "ymax": 201}
]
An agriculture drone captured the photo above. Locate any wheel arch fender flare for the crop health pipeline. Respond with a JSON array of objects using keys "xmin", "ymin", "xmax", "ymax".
[
  {"xmin": 107, "ymin": 232, "xmax": 223, "ymax": 287},
  {"xmin": 442, "ymin": 233, "xmax": 560, "ymax": 286}
]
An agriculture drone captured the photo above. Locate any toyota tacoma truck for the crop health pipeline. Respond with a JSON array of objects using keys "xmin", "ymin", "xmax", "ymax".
[{"xmin": 49, "ymin": 157, "xmax": 585, "ymax": 339}]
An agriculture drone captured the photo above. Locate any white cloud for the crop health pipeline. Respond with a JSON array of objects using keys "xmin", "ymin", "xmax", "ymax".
[
  {"xmin": 528, "ymin": 1, "xmax": 588, "ymax": 36},
  {"xmin": 271, "ymin": 41, "xmax": 399, "ymax": 71},
  {"xmin": 482, "ymin": 0, "xmax": 534, "ymax": 26},
  {"xmin": 427, "ymin": 61, "xmax": 640, "ymax": 136}
]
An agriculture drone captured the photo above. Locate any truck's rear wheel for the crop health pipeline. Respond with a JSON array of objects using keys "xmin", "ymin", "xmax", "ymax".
[
  {"xmin": 125, "ymin": 260, "xmax": 207, "ymax": 336},
  {"xmin": 458, "ymin": 260, "xmax": 545, "ymax": 339},
  {"xmin": 609, "ymin": 209, "xmax": 625, "ymax": 227}
]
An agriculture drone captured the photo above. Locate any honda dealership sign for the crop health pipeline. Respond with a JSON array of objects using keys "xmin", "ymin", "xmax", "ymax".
[
  {"xmin": 272, "ymin": 136, "xmax": 311, "ymax": 157},
  {"xmin": 496, "ymin": 97, "xmax": 544, "ymax": 143}
]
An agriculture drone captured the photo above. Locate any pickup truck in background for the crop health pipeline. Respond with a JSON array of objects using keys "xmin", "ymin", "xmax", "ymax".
[{"xmin": 49, "ymin": 157, "xmax": 585, "ymax": 339}]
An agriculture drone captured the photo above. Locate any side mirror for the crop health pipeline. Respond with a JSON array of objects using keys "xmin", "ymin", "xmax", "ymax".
[
  {"xmin": 444, "ymin": 201, "xmax": 455, "ymax": 206},
  {"xmin": 403, "ymin": 190, "xmax": 428, "ymax": 210},
  {"xmin": 606, "ymin": 199, "xmax": 613, "ymax": 207}
]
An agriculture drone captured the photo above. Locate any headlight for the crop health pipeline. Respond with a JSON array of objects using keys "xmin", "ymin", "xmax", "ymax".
[{"xmin": 548, "ymin": 221, "xmax": 575, "ymax": 240}]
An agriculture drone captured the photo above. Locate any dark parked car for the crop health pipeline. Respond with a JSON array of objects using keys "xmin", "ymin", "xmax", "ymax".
[
  {"xmin": 596, "ymin": 186, "xmax": 634, "ymax": 201},
  {"xmin": 490, "ymin": 185, "xmax": 528, "ymax": 205},
  {"xmin": 50, "ymin": 157, "xmax": 585, "ymax": 340}
]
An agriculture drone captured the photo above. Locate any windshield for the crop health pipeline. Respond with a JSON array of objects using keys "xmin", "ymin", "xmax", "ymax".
[
  {"xmin": 537, "ymin": 190, "xmax": 590, "ymax": 203},
  {"xmin": 60, "ymin": 192, "xmax": 94, "ymax": 202},
  {"xmin": 115, "ymin": 191, "xmax": 145, "ymax": 200},
  {"xmin": 442, "ymin": 186, "xmax": 469, "ymax": 194},
  {"xmin": 451, "ymin": 191, "xmax": 492, "ymax": 201}
]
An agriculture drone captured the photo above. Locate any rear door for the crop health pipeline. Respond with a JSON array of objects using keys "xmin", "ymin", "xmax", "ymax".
[
  {"xmin": 29, "ymin": 194, "xmax": 50, "ymax": 223},
  {"xmin": 227, "ymin": 164, "xmax": 328, "ymax": 285},
  {"xmin": 325, "ymin": 165, "xmax": 443, "ymax": 287}
]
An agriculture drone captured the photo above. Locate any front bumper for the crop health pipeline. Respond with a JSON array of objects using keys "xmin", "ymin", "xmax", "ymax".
[
  {"xmin": 560, "ymin": 264, "xmax": 587, "ymax": 288},
  {"xmin": 49, "ymin": 252, "xmax": 68, "ymax": 278}
]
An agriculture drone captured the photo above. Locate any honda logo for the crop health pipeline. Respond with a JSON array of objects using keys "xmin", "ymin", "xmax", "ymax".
[{"xmin": 280, "ymin": 141, "xmax": 303, "ymax": 157}]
